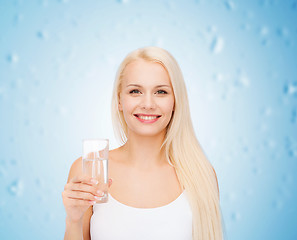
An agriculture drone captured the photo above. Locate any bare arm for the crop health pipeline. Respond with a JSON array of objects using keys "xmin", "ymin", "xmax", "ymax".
[
  {"xmin": 63, "ymin": 158, "xmax": 94, "ymax": 240},
  {"xmin": 64, "ymin": 207, "xmax": 92, "ymax": 240},
  {"xmin": 63, "ymin": 157, "xmax": 112, "ymax": 240}
]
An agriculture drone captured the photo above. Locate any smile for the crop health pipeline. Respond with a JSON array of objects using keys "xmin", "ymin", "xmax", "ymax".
[{"xmin": 134, "ymin": 114, "xmax": 161, "ymax": 123}]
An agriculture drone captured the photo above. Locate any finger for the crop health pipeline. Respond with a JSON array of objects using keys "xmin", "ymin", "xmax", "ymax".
[
  {"xmin": 70, "ymin": 176, "xmax": 98, "ymax": 186},
  {"xmin": 69, "ymin": 183, "xmax": 104, "ymax": 197},
  {"xmin": 65, "ymin": 190, "xmax": 101, "ymax": 202},
  {"xmin": 67, "ymin": 197, "xmax": 97, "ymax": 206},
  {"xmin": 108, "ymin": 178, "xmax": 113, "ymax": 188}
]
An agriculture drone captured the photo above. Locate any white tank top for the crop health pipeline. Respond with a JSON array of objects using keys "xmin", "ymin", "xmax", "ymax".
[{"xmin": 90, "ymin": 190, "xmax": 193, "ymax": 240}]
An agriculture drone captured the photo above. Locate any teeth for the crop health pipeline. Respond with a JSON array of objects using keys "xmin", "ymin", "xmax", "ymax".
[{"xmin": 138, "ymin": 115, "xmax": 158, "ymax": 120}]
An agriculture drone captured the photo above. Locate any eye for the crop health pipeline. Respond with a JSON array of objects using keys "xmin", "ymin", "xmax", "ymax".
[
  {"xmin": 129, "ymin": 89, "xmax": 141, "ymax": 94},
  {"xmin": 156, "ymin": 90, "xmax": 167, "ymax": 94}
]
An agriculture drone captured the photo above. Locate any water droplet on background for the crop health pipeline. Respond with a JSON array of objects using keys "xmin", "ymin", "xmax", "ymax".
[
  {"xmin": 284, "ymin": 137, "xmax": 297, "ymax": 158},
  {"xmin": 10, "ymin": 78, "xmax": 23, "ymax": 89},
  {"xmin": 240, "ymin": 23, "xmax": 251, "ymax": 31},
  {"xmin": 228, "ymin": 191, "xmax": 237, "ymax": 202},
  {"xmin": 259, "ymin": 26, "xmax": 270, "ymax": 46},
  {"xmin": 282, "ymin": 174, "xmax": 293, "ymax": 184},
  {"xmin": 45, "ymin": 212, "xmax": 55, "ymax": 222},
  {"xmin": 246, "ymin": 10, "xmax": 254, "ymax": 19},
  {"xmin": 224, "ymin": 155, "xmax": 232, "ymax": 164},
  {"xmin": 242, "ymin": 145, "xmax": 249, "ymax": 153},
  {"xmin": 0, "ymin": 200, "xmax": 6, "ymax": 207},
  {"xmin": 41, "ymin": 0, "xmax": 49, "ymax": 7},
  {"xmin": 231, "ymin": 211, "xmax": 241, "ymax": 221},
  {"xmin": 291, "ymin": 109, "xmax": 297, "ymax": 124},
  {"xmin": 260, "ymin": 122, "xmax": 268, "ymax": 132},
  {"xmin": 55, "ymin": 105, "xmax": 68, "ymax": 116},
  {"xmin": 260, "ymin": 26, "xmax": 269, "ymax": 36},
  {"xmin": 39, "ymin": 127, "xmax": 46, "ymax": 136},
  {"xmin": 0, "ymin": 86, "xmax": 6, "ymax": 99},
  {"xmin": 8, "ymin": 179, "xmax": 24, "ymax": 197},
  {"xmin": 0, "ymin": 200, "xmax": 6, "ymax": 213},
  {"xmin": 151, "ymin": 37, "xmax": 164, "ymax": 47},
  {"xmin": 252, "ymin": 167, "xmax": 261, "ymax": 175},
  {"xmin": 210, "ymin": 36, "xmax": 224, "ymax": 54},
  {"xmin": 245, "ymin": 188, "xmax": 254, "ymax": 196},
  {"xmin": 0, "ymin": 158, "xmax": 5, "ymax": 165},
  {"xmin": 10, "ymin": 158, "xmax": 17, "ymax": 165},
  {"xmin": 59, "ymin": 0, "xmax": 70, "ymax": 3},
  {"xmin": 283, "ymin": 82, "xmax": 297, "ymax": 96},
  {"xmin": 37, "ymin": 30, "xmax": 49, "ymax": 40},
  {"xmin": 207, "ymin": 25, "xmax": 217, "ymax": 34},
  {"xmin": 117, "ymin": 0, "xmax": 129, "ymax": 4},
  {"xmin": 213, "ymin": 73, "xmax": 224, "ymax": 83},
  {"xmin": 259, "ymin": 0, "xmax": 277, "ymax": 7},
  {"xmin": 263, "ymin": 138, "xmax": 276, "ymax": 149},
  {"xmin": 272, "ymin": 199, "xmax": 284, "ymax": 210},
  {"xmin": 206, "ymin": 91, "xmax": 215, "ymax": 101},
  {"xmin": 261, "ymin": 38, "xmax": 269, "ymax": 46},
  {"xmin": 261, "ymin": 107, "xmax": 272, "ymax": 116},
  {"xmin": 278, "ymin": 186, "xmax": 291, "ymax": 199},
  {"xmin": 25, "ymin": 212, "xmax": 33, "ymax": 222},
  {"xmin": 0, "ymin": 167, "xmax": 6, "ymax": 177},
  {"xmin": 7, "ymin": 53, "xmax": 19, "ymax": 63},
  {"xmin": 237, "ymin": 75, "xmax": 250, "ymax": 88},
  {"xmin": 24, "ymin": 119, "xmax": 31, "ymax": 127},
  {"xmin": 13, "ymin": 13, "xmax": 24, "ymax": 24},
  {"xmin": 35, "ymin": 178, "xmax": 44, "ymax": 187},
  {"xmin": 277, "ymin": 27, "xmax": 289, "ymax": 38},
  {"xmin": 224, "ymin": 1, "xmax": 235, "ymax": 10}
]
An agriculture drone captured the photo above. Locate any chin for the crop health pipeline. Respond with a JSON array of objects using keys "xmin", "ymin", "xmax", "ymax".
[{"xmin": 130, "ymin": 129, "xmax": 166, "ymax": 138}]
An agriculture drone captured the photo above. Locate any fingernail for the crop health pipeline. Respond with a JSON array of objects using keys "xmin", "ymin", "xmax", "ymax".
[
  {"xmin": 97, "ymin": 190, "xmax": 104, "ymax": 196},
  {"xmin": 91, "ymin": 179, "xmax": 98, "ymax": 185}
]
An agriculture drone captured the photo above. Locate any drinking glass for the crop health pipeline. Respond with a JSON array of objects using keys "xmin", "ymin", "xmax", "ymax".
[{"xmin": 82, "ymin": 139, "xmax": 109, "ymax": 203}]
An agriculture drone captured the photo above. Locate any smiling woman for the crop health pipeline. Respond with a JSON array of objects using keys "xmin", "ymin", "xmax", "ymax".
[
  {"xmin": 118, "ymin": 59, "xmax": 175, "ymax": 138},
  {"xmin": 62, "ymin": 46, "xmax": 224, "ymax": 240}
]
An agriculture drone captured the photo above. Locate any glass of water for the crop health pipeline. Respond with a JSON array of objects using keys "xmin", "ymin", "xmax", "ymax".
[{"xmin": 82, "ymin": 139, "xmax": 109, "ymax": 203}]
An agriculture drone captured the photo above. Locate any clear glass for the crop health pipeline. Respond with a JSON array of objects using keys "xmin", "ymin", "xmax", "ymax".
[{"xmin": 82, "ymin": 139, "xmax": 109, "ymax": 203}]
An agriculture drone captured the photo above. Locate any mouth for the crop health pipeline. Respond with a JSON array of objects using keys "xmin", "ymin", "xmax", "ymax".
[{"xmin": 133, "ymin": 114, "xmax": 161, "ymax": 123}]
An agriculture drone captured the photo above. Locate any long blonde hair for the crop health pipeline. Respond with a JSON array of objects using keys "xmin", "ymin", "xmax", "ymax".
[{"xmin": 111, "ymin": 46, "xmax": 224, "ymax": 240}]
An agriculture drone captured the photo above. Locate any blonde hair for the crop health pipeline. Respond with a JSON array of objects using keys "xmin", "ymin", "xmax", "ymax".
[{"xmin": 111, "ymin": 46, "xmax": 224, "ymax": 240}]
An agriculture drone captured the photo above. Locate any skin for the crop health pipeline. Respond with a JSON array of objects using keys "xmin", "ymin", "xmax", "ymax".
[
  {"xmin": 63, "ymin": 59, "xmax": 183, "ymax": 239},
  {"xmin": 117, "ymin": 59, "xmax": 175, "ymax": 169},
  {"xmin": 62, "ymin": 158, "xmax": 113, "ymax": 240},
  {"xmin": 108, "ymin": 59, "xmax": 182, "ymax": 208}
]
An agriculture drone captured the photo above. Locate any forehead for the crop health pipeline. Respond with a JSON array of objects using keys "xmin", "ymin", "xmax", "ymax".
[{"xmin": 121, "ymin": 60, "xmax": 171, "ymax": 87}]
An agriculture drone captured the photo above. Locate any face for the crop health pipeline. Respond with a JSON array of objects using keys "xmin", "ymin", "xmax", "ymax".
[{"xmin": 118, "ymin": 59, "xmax": 175, "ymax": 138}]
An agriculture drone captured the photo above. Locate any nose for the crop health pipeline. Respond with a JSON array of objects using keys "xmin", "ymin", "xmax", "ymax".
[{"xmin": 140, "ymin": 94, "xmax": 156, "ymax": 110}]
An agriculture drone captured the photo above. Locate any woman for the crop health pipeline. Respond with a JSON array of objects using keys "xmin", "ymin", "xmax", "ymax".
[{"xmin": 62, "ymin": 46, "xmax": 224, "ymax": 240}]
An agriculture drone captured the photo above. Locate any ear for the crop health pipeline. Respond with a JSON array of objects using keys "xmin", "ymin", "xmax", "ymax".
[{"xmin": 118, "ymin": 97, "xmax": 123, "ymax": 111}]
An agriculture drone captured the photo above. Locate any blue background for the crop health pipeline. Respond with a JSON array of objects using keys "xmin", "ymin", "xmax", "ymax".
[{"xmin": 0, "ymin": 0, "xmax": 296, "ymax": 239}]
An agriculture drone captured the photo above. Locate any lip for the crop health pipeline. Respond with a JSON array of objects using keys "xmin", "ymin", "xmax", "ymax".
[{"xmin": 134, "ymin": 114, "xmax": 161, "ymax": 123}]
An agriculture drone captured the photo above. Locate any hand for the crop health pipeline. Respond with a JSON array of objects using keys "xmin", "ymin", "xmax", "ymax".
[{"xmin": 62, "ymin": 176, "xmax": 112, "ymax": 223}]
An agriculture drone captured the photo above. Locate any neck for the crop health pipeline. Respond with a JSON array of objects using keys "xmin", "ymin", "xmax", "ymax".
[{"xmin": 120, "ymin": 131, "xmax": 168, "ymax": 170}]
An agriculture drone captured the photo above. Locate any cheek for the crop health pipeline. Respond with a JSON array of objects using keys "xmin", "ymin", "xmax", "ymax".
[
  {"xmin": 162, "ymin": 98, "xmax": 175, "ymax": 114},
  {"xmin": 120, "ymin": 96, "xmax": 136, "ymax": 113}
]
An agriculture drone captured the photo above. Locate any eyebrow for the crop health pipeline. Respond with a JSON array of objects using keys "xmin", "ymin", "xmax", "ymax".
[{"xmin": 126, "ymin": 84, "xmax": 171, "ymax": 88}]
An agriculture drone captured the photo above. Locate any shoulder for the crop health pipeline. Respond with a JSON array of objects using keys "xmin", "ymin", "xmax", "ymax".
[
  {"xmin": 67, "ymin": 156, "xmax": 83, "ymax": 183},
  {"xmin": 109, "ymin": 147, "xmax": 124, "ymax": 164}
]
